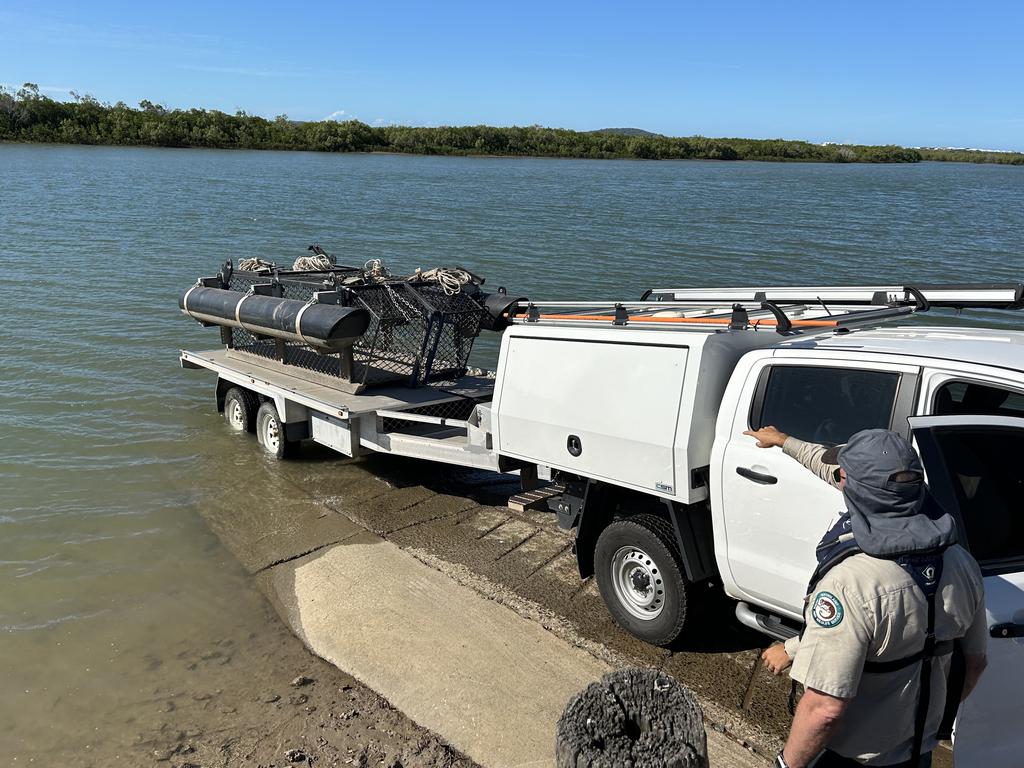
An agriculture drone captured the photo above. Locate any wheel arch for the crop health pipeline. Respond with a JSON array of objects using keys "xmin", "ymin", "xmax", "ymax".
[
  {"xmin": 216, "ymin": 378, "xmax": 264, "ymax": 412},
  {"xmin": 215, "ymin": 378, "xmax": 234, "ymax": 412},
  {"xmin": 575, "ymin": 482, "xmax": 717, "ymax": 584}
]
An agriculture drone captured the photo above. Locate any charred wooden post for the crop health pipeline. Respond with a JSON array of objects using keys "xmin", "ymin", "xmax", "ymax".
[{"xmin": 556, "ymin": 668, "xmax": 708, "ymax": 768}]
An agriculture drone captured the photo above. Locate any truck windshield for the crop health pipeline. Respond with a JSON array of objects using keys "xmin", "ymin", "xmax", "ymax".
[{"xmin": 752, "ymin": 365, "xmax": 900, "ymax": 446}]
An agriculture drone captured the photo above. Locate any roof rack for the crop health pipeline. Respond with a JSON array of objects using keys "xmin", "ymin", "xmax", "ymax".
[
  {"xmin": 643, "ymin": 283, "xmax": 1024, "ymax": 310},
  {"xmin": 505, "ymin": 283, "xmax": 1024, "ymax": 336}
]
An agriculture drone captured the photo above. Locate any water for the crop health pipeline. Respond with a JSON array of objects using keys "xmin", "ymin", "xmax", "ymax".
[{"xmin": 1, "ymin": 144, "xmax": 1022, "ymax": 760}]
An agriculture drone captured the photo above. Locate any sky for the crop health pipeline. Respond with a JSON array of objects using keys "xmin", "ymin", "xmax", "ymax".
[{"xmin": 2, "ymin": 1, "xmax": 1023, "ymax": 151}]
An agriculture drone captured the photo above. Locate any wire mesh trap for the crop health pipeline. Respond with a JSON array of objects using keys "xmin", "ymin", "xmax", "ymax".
[{"xmin": 217, "ymin": 258, "xmax": 487, "ymax": 392}]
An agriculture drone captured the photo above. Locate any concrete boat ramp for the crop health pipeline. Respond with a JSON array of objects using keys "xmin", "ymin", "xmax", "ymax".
[{"xmin": 199, "ymin": 454, "xmax": 771, "ymax": 767}]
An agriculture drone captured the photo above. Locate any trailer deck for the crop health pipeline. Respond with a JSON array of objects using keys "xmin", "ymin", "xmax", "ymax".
[
  {"xmin": 182, "ymin": 348, "xmax": 495, "ymax": 418},
  {"xmin": 181, "ymin": 347, "xmax": 501, "ymax": 470}
]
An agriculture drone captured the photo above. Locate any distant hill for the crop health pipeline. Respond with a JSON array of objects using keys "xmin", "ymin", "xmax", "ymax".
[{"xmin": 589, "ymin": 128, "xmax": 662, "ymax": 138}]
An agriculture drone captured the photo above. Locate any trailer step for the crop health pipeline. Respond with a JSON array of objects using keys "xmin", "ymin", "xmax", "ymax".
[{"xmin": 507, "ymin": 484, "xmax": 565, "ymax": 513}]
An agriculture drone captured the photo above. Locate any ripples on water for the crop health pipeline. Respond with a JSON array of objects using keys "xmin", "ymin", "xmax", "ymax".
[{"xmin": 1, "ymin": 144, "xmax": 1022, "ymax": 759}]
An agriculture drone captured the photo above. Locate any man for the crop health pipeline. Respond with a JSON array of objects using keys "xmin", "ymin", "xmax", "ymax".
[{"xmin": 744, "ymin": 426, "xmax": 988, "ymax": 768}]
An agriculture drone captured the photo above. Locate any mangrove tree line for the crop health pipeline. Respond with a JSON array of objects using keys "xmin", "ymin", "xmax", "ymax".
[{"xmin": 2, "ymin": 84, "xmax": 1021, "ymax": 165}]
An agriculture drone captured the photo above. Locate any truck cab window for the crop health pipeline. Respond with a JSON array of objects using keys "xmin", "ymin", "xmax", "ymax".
[
  {"xmin": 752, "ymin": 366, "xmax": 900, "ymax": 445},
  {"xmin": 933, "ymin": 381, "xmax": 1024, "ymax": 417}
]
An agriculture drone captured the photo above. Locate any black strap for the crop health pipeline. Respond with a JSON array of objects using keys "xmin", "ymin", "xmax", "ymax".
[
  {"xmin": 863, "ymin": 639, "xmax": 953, "ymax": 673},
  {"xmin": 907, "ymin": 552, "xmax": 944, "ymax": 765}
]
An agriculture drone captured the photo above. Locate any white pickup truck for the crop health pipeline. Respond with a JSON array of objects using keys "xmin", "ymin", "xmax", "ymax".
[{"xmin": 180, "ymin": 279, "xmax": 1024, "ymax": 765}]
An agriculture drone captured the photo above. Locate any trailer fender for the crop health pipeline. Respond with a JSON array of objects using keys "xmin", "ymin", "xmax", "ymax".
[
  {"xmin": 215, "ymin": 378, "xmax": 234, "ymax": 411},
  {"xmin": 272, "ymin": 395, "xmax": 311, "ymax": 442}
]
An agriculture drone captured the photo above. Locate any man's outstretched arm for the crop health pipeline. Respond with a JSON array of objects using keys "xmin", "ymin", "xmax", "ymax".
[{"xmin": 743, "ymin": 426, "xmax": 842, "ymax": 489}]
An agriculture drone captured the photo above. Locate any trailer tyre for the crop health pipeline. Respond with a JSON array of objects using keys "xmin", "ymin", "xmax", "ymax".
[
  {"xmin": 255, "ymin": 401, "xmax": 295, "ymax": 460},
  {"xmin": 223, "ymin": 387, "xmax": 258, "ymax": 433},
  {"xmin": 594, "ymin": 514, "xmax": 688, "ymax": 646}
]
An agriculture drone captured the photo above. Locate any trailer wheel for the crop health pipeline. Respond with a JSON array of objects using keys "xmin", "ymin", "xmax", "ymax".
[
  {"xmin": 223, "ymin": 387, "xmax": 258, "ymax": 433},
  {"xmin": 255, "ymin": 401, "xmax": 294, "ymax": 459},
  {"xmin": 594, "ymin": 514, "xmax": 688, "ymax": 646}
]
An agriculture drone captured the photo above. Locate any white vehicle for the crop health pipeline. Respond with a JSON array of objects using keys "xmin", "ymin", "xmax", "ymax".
[{"xmin": 180, "ymin": 273, "xmax": 1024, "ymax": 764}]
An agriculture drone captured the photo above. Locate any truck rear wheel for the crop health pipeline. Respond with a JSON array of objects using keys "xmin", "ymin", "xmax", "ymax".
[
  {"xmin": 223, "ymin": 387, "xmax": 258, "ymax": 433},
  {"xmin": 594, "ymin": 514, "xmax": 688, "ymax": 646},
  {"xmin": 256, "ymin": 401, "xmax": 295, "ymax": 459}
]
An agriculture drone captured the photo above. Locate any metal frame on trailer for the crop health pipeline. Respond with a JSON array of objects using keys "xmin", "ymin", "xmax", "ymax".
[{"xmin": 181, "ymin": 347, "xmax": 501, "ymax": 469}]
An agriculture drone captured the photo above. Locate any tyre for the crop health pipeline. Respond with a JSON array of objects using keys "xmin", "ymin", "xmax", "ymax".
[
  {"xmin": 223, "ymin": 387, "xmax": 258, "ymax": 433},
  {"xmin": 594, "ymin": 514, "xmax": 688, "ymax": 646},
  {"xmin": 255, "ymin": 401, "xmax": 295, "ymax": 459}
]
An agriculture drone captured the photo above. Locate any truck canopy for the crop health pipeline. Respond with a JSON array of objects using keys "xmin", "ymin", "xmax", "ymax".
[{"xmin": 491, "ymin": 321, "xmax": 782, "ymax": 504}]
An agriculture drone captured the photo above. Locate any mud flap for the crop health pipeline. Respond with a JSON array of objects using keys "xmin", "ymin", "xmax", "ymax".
[
  {"xmin": 573, "ymin": 482, "xmax": 612, "ymax": 579},
  {"xmin": 662, "ymin": 500, "xmax": 716, "ymax": 583}
]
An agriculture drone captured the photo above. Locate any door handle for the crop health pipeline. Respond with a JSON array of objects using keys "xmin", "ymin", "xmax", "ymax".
[
  {"xmin": 990, "ymin": 622, "xmax": 1024, "ymax": 639},
  {"xmin": 736, "ymin": 466, "xmax": 778, "ymax": 485}
]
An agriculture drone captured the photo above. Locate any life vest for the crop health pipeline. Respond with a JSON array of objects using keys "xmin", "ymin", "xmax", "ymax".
[{"xmin": 792, "ymin": 511, "xmax": 953, "ymax": 764}]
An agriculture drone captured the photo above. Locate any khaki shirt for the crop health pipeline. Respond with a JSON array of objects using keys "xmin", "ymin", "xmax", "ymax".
[
  {"xmin": 781, "ymin": 438, "xmax": 988, "ymax": 765},
  {"xmin": 783, "ymin": 436, "xmax": 843, "ymax": 490}
]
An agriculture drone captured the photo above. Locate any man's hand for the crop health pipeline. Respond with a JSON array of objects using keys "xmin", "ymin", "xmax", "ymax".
[
  {"xmin": 743, "ymin": 425, "xmax": 789, "ymax": 448},
  {"xmin": 762, "ymin": 643, "xmax": 792, "ymax": 675}
]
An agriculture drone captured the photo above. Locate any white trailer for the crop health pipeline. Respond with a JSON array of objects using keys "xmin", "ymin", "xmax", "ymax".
[{"xmin": 181, "ymin": 282, "xmax": 1024, "ymax": 764}]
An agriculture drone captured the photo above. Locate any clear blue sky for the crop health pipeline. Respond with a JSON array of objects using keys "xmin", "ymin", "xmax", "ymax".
[{"xmin": 2, "ymin": 0, "xmax": 1022, "ymax": 151}]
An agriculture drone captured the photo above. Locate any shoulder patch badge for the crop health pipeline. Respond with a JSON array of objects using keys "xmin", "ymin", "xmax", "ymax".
[{"xmin": 811, "ymin": 591, "xmax": 844, "ymax": 628}]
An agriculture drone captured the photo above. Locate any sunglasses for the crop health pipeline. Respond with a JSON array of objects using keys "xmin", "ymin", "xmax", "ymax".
[{"xmin": 832, "ymin": 468, "xmax": 923, "ymax": 484}]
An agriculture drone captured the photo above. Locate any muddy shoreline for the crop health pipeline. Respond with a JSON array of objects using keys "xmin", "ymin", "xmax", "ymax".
[
  {"xmin": 18, "ymin": 552, "xmax": 478, "ymax": 768},
  {"xmin": 188, "ymin": 445, "xmax": 785, "ymax": 763},
  {"xmin": 141, "ymin": 620, "xmax": 476, "ymax": 768}
]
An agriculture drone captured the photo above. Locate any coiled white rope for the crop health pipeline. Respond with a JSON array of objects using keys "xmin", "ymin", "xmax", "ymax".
[
  {"xmin": 361, "ymin": 259, "xmax": 417, "ymax": 321},
  {"xmin": 292, "ymin": 254, "xmax": 333, "ymax": 271},
  {"xmin": 413, "ymin": 267, "xmax": 476, "ymax": 295},
  {"xmin": 238, "ymin": 257, "xmax": 275, "ymax": 273},
  {"xmin": 363, "ymin": 258, "xmax": 393, "ymax": 281},
  {"xmin": 242, "ymin": 256, "xmax": 475, "ymax": 300}
]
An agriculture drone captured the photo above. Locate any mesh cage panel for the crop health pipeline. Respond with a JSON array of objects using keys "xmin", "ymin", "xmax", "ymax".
[
  {"xmin": 380, "ymin": 397, "xmax": 481, "ymax": 433},
  {"xmin": 350, "ymin": 283, "xmax": 431, "ymax": 387},
  {"xmin": 415, "ymin": 285, "xmax": 486, "ymax": 383},
  {"xmin": 284, "ymin": 342, "xmax": 344, "ymax": 376},
  {"xmin": 229, "ymin": 326, "xmax": 277, "ymax": 360},
  {"xmin": 219, "ymin": 269, "xmax": 485, "ymax": 389}
]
